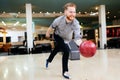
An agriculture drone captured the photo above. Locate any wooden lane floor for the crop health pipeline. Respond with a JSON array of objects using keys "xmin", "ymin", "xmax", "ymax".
[{"xmin": 0, "ymin": 49, "xmax": 120, "ymax": 80}]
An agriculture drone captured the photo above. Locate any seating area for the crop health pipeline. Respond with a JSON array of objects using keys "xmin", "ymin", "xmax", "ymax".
[
  {"xmin": 107, "ymin": 38, "xmax": 120, "ymax": 48},
  {"xmin": 3, "ymin": 40, "xmax": 54, "ymax": 55},
  {"xmin": 32, "ymin": 40, "xmax": 54, "ymax": 54},
  {"xmin": 0, "ymin": 30, "xmax": 54, "ymax": 55},
  {"xmin": 8, "ymin": 41, "xmax": 28, "ymax": 55}
]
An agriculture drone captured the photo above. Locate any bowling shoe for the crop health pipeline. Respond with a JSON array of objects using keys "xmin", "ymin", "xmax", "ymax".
[
  {"xmin": 46, "ymin": 59, "xmax": 49, "ymax": 69},
  {"xmin": 63, "ymin": 71, "xmax": 71, "ymax": 79}
]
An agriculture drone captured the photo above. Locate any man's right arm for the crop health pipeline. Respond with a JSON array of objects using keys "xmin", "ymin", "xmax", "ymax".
[
  {"xmin": 46, "ymin": 27, "xmax": 53, "ymax": 38},
  {"xmin": 46, "ymin": 17, "xmax": 59, "ymax": 38}
]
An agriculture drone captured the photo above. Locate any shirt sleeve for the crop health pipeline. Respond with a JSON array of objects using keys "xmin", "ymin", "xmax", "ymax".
[
  {"xmin": 50, "ymin": 18, "xmax": 58, "ymax": 29},
  {"xmin": 73, "ymin": 23, "xmax": 82, "ymax": 40}
]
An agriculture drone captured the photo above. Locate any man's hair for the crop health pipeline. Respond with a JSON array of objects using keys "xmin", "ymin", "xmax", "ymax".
[{"xmin": 63, "ymin": 2, "xmax": 76, "ymax": 10}]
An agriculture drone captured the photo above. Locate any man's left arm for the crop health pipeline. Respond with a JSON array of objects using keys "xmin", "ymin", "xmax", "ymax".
[{"xmin": 73, "ymin": 24, "xmax": 83, "ymax": 46}]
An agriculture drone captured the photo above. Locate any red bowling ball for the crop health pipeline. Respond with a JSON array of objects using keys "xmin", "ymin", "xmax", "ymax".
[{"xmin": 79, "ymin": 40, "xmax": 96, "ymax": 58}]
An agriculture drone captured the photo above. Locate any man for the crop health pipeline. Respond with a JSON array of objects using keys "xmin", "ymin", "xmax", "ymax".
[{"xmin": 45, "ymin": 2, "xmax": 82, "ymax": 79}]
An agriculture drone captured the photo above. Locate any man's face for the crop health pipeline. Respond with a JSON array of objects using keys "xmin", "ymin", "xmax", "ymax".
[{"xmin": 64, "ymin": 6, "xmax": 76, "ymax": 21}]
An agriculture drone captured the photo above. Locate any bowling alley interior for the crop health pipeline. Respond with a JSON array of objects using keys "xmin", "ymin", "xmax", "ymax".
[{"xmin": 0, "ymin": 0, "xmax": 120, "ymax": 80}]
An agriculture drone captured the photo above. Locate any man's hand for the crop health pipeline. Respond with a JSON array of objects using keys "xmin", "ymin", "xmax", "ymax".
[
  {"xmin": 46, "ymin": 33, "xmax": 50, "ymax": 38},
  {"xmin": 46, "ymin": 27, "xmax": 53, "ymax": 39}
]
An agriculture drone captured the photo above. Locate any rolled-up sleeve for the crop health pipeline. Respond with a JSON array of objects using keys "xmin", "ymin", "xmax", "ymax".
[
  {"xmin": 73, "ymin": 24, "xmax": 82, "ymax": 40},
  {"xmin": 50, "ymin": 19, "xmax": 58, "ymax": 29}
]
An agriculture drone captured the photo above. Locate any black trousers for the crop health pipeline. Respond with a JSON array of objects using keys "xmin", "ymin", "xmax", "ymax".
[{"xmin": 47, "ymin": 33, "xmax": 70, "ymax": 74}]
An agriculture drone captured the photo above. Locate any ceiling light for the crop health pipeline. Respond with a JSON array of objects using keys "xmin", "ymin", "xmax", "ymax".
[
  {"xmin": 53, "ymin": 11, "xmax": 55, "ymax": 14},
  {"xmin": 18, "ymin": 12, "xmax": 21, "ymax": 14},
  {"xmin": 107, "ymin": 16, "xmax": 110, "ymax": 19},
  {"xmin": 84, "ymin": 12, "xmax": 87, "ymax": 14},
  {"xmin": 107, "ymin": 11, "xmax": 110, "ymax": 14},
  {"xmin": 3, "ymin": 11, "xmax": 6, "ymax": 14},
  {"xmin": 114, "ymin": 16, "xmax": 116, "ymax": 18},
  {"xmin": 21, "ymin": 23, "xmax": 26, "ymax": 27},
  {"xmin": 2, "ymin": 21, "xmax": 6, "ymax": 26},
  {"xmin": 78, "ymin": 12, "xmax": 81, "ymax": 14},
  {"xmin": 39, "ymin": 12, "xmax": 42, "ymax": 13},
  {"xmin": 60, "ymin": 12, "xmax": 62, "ymax": 14},
  {"xmin": 95, "ymin": 7, "xmax": 99, "ymax": 10},
  {"xmin": 46, "ymin": 12, "xmax": 49, "ymax": 14},
  {"xmin": 45, "ymin": 12, "xmax": 50, "ymax": 15},
  {"xmin": 90, "ymin": 12, "xmax": 98, "ymax": 16},
  {"xmin": 33, "ymin": 11, "xmax": 35, "ymax": 14},
  {"xmin": 80, "ymin": 23, "xmax": 83, "ymax": 25},
  {"xmin": 13, "ymin": 21, "xmax": 19, "ymax": 26}
]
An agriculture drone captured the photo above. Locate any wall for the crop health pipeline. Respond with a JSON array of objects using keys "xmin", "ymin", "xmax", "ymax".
[{"xmin": 0, "ymin": 30, "xmax": 25, "ymax": 42}]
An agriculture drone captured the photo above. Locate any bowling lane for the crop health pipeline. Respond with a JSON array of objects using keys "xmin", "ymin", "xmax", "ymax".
[
  {"xmin": 0, "ymin": 49, "xmax": 120, "ymax": 80},
  {"xmin": 69, "ymin": 49, "xmax": 120, "ymax": 80}
]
